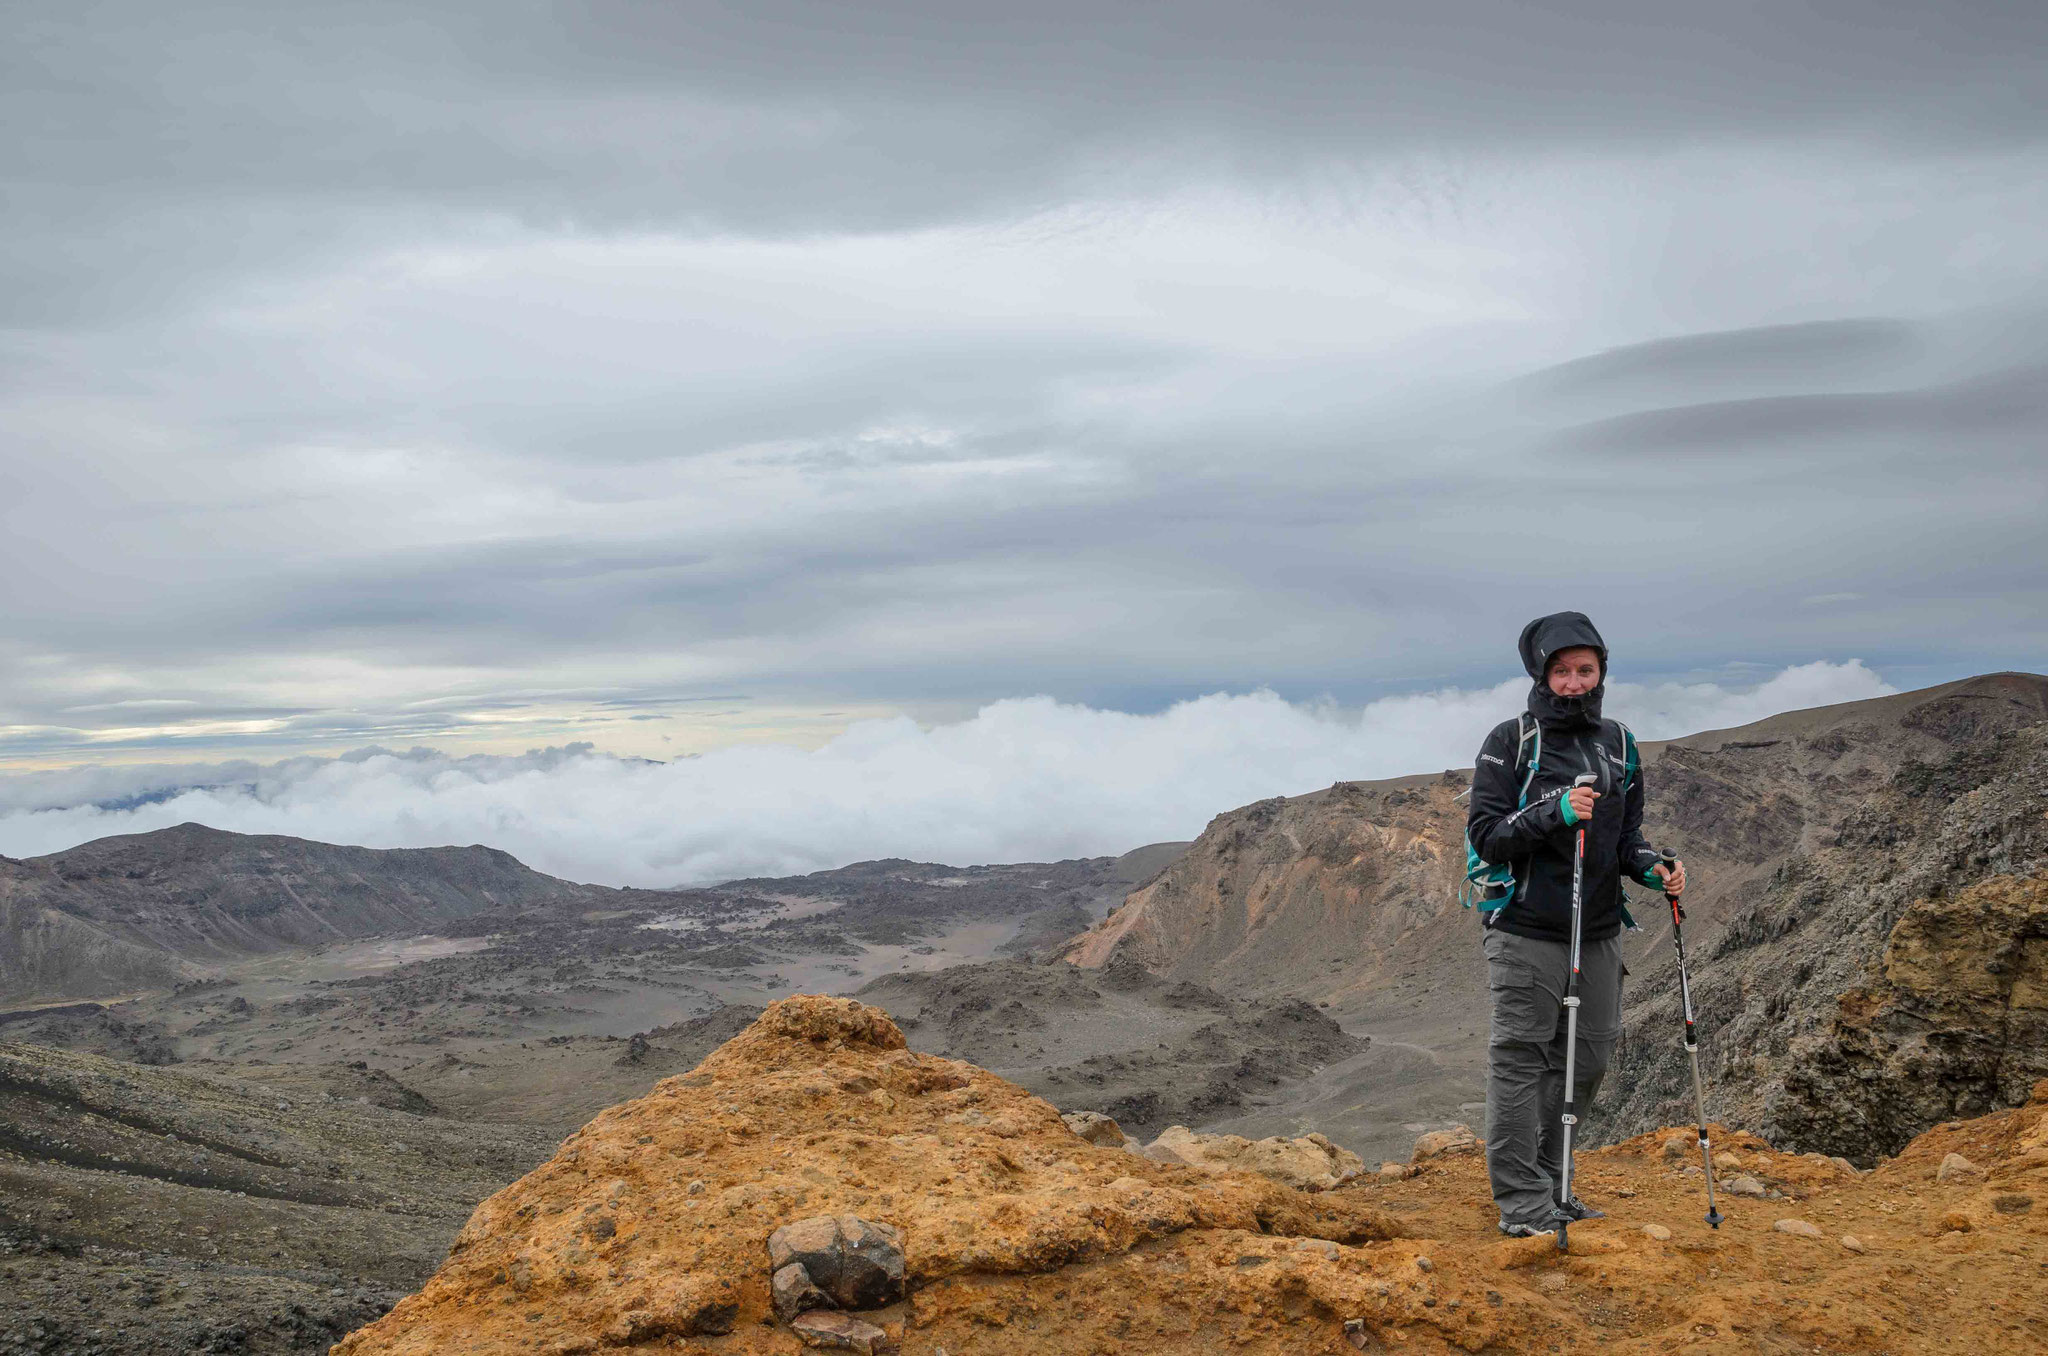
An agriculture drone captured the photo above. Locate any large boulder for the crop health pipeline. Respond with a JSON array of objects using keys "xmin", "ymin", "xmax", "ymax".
[
  {"xmin": 1060, "ymin": 1110, "xmax": 1131, "ymax": 1146},
  {"xmin": 1145, "ymin": 1126, "xmax": 1365, "ymax": 1191},
  {"xmin": 767, "ymin": 1214, "xmax": 905, "ymax": 1311},
  {"xmin": 1410, "ymin": 1124, "xmax": 1481, "ymax": 1163}
]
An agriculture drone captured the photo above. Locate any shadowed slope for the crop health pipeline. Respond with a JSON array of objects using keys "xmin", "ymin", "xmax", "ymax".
[{"xmin": 0, "ymin": 824, "xmax": 607, "ymax": 1002}]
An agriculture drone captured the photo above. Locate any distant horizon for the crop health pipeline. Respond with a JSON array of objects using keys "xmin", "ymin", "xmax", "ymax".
[
  {"xmin": 16, "ymin": 664, "xmax": 2037, "ymax": 879},
  {"xmin": 11, "ymin": 656, "xmax": 2016, "ymax": 886},
  {"xmin": 0, "ymin": 650, "xmax": 2022, "ymax": 773},
  {"xmin": 6, "ymin": 657, "xmax": 2035, "ymax": 774}
]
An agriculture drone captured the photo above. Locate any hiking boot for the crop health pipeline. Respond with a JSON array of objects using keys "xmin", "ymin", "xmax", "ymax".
[
  {"xmin": 1497, "ymin": 1216, "xmax": 1558, "ymax": 1239},
  {"xmin": 1558, "ymin": 1196, "xmax": 1605, "ymax": 1222}
]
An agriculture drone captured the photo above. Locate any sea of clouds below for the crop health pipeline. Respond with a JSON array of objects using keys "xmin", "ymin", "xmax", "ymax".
[{"xmin": 0, "ymin": 661, "xmax": 1893, "ymax": 886}]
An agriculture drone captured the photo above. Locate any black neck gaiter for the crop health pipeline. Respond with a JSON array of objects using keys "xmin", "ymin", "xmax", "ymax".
[{"xmin": 1528, "ymin": 680, "xmax": 1604, "ymax": 731}]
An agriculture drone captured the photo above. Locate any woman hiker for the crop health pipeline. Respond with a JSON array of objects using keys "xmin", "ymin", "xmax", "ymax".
[{"xmin": 1463, "ymin": 611, "xmax": 1685, "ymax": 1237}]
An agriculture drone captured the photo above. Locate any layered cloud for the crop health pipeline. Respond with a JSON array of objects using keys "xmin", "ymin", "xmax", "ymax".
[
  {"xmin": 0, "ymin": 661, "xmax": 1892, "ymax": 885},
  {"xmin": 1, "ymin": 5, "xmax": 2042, "ymax": 768}
]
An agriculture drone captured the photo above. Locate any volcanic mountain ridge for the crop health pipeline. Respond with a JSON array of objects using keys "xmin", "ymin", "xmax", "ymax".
[
  {"xmin": 1058, "ymin": 673, "xmax": 2048, "ymax": 1157},
  {"xmin": 0, "ymin": 824, "xmax": 610, "ymax": 1004}
]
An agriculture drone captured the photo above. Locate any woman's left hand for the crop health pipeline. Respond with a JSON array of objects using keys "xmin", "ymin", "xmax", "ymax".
[{"xmin": 1653, "ymin": 859, "xmax": 1686, "ymax": 897}]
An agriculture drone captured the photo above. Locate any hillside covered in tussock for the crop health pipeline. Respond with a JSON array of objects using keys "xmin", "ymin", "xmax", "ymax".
[{"xmin": 335, "ymin": 996, "xmax": 2048, "ymax": 1355}]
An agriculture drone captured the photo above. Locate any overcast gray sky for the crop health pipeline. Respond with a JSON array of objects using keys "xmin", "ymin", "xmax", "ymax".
[{"xmin": 5, "ymin": 0, "xmax": 2046, "ymax": 777}]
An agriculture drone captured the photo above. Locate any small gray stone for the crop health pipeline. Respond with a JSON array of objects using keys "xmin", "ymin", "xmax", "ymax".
[
  {"xmin": 1936, "ymin": 1152, "xmax": 1984, "ymax": 1183},
  {"xmin": 769, "ymin": 1216, "xmax": 841, "ymax": 1268},
  {"xmin": 1060, "ymin": 1111, "xmax": 1127, "ymax": 1146},
  {"xmin": 772, "ymin": 1263, "xmax": 833, "ymax": 1323},
  {"xmin": 790, "ymin": 1309, "xmax": 894, "ymax": 1353},
  {"xmin": 1724, "ymin": 1175, "xmax": 1767, "ymax": 1198},
  {"xmin": 767, "ymin": 1215, "xmax": 905, "ymax": 1310}
]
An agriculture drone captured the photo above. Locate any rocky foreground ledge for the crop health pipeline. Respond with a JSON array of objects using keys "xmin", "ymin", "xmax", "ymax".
[{"xmin": 335, "ymin": 996, "xmax": 2048, "ymax": 1355}]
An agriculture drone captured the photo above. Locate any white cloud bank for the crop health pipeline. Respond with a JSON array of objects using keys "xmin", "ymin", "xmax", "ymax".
[{"xmin": 0, "ymin": 661, "xmax": 1893, "ymax": 885}]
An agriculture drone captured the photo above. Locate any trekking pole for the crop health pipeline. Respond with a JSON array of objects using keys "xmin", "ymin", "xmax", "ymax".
[
  {"xmin": 1556, "ymin": 772, "xmax": 1598, "ymax": 1254},
  {"xmin": 1661, "ymin": 850, "xmax": 1723, "ymax": 1228}
]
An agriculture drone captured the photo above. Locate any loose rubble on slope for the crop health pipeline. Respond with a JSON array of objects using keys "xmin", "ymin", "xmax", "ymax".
[
  {"xmin": 335, "ymin": 996, "xmax": 2048, "ymax": 1355},
  {"xmin": 0, "ymin": 1042, "xmax": 558, "ymax": 1356}
]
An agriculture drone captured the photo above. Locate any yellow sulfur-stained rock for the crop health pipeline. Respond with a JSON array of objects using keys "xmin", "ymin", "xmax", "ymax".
[
  {"xmin": 1145, "ymin": 1125, "xmax": 1366, "ymax": 1191},
  {"xmin": 334, "ymin": 997, "xmax": 2048, "ymax": 1356},
  {"xmin": 1409, "ymin": 1123, "xmax": 1481, "ymax": 1162}
]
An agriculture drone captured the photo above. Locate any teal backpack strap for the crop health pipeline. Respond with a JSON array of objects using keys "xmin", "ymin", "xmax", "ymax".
[
  {"xmin": 1613, "ymin": 719, "xmax": 1638, "ymax": 795},
  {"xmin": 1462, "ymin": 713, "xmax": 1538, "ymax": 913}
]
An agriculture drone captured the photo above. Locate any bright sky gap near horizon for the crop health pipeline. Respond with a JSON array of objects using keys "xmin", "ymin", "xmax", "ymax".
[{"xmin": 3, "ymin": 3, "xmax": 2045, "ymax": 870}]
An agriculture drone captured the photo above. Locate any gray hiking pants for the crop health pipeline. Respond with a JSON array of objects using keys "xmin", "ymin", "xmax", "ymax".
[{"xmin": 1482, "ymin": 925, "xmax": 1625, "ymax": 1225}]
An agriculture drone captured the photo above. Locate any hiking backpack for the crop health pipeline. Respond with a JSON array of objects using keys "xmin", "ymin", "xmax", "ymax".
[{"xmin": 1458, "ymin": 714, "xmax": 1638, "ymax": 916}]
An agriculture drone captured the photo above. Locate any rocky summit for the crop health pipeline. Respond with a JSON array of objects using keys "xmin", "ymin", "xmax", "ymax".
[{"xmin": 335, "ymin": 995, "xmax": 2048, "ymax": 1355}]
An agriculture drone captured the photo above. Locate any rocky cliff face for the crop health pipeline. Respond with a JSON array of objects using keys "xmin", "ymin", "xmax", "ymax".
[
  {"xmin": 1768, "ymin": 872, "xmax": 2046, "ymax": 1160},
  {"xmin": 1606, "ymin": 712, "xmax": 2048, "ymax": 1159},
  {"xmin": 0, "ymin": 823, "xmax": 605, "ymax": 1002},
  {"xmin": 1058, "ymin": 674, "xmax": 2048, "ymax": 1154},
  {"xmin": 333, "ymin": 995, "xmax": 2048, "ymax": 1355},
  {"xmin": 1059, "ymin": 774, "xmax": 1465, "ymax": 1003}
]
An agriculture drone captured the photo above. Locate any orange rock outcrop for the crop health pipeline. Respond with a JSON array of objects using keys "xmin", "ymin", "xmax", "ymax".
[{"xmin": 336, "ymin": 996, "xmax": 2048, "ymax": 1355}]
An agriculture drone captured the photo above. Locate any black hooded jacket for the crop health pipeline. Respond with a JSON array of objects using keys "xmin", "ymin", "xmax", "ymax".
[{"xmin": 1465, "ymin": 612, "xmax": 1661, "ymax": 943}]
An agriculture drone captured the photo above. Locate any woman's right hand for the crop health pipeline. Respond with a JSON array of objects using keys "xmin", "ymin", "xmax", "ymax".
[{"xmin": 1566, "ymin": 785, "xmax": 1600, "ymax": 823}]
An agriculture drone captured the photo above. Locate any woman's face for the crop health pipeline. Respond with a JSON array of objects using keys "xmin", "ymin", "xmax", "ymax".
[{"xmin": 1547, "ymin": 646, "xmax": 1602, "ymax": 696}]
